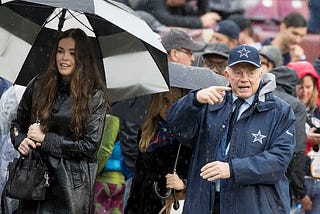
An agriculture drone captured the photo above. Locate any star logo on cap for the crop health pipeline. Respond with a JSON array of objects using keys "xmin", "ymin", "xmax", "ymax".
[
  {"xmin": 251, "ymin": 130, "xmax": 266, "ymax": 144},
  {"xmin": 237, "ymin": 47, "xmax": 251, "ymax": 58}
]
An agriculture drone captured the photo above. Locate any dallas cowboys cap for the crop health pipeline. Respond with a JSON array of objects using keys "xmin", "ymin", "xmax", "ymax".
[{"xmin": 227, "ymin": 45, "xmax": 261, "ymax": 68}]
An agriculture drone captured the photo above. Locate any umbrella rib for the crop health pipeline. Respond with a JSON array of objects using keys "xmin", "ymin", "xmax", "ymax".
[
  {"xmin": 44, "ymin": 9, "xmax": 63, "ymax": 27},
  {"xmin": 66, "ymin": 10, "xmax": 94, "ymax": 33}
]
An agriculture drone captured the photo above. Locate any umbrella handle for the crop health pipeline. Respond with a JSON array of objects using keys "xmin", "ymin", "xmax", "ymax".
[{"xmin": 153, "ymin": 181, "xmax": 171, "ymax": 200}]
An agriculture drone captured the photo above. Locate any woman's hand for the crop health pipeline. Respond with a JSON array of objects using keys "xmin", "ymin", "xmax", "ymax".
[
  {"xmin": 27, "ymin": 123, "xmax": 45, "ymax": 145},
  {"xmin": 165, "ymin": 173, "xmax": 185, "ymax": 191},
  {"xmin": 307, "ymin": 127, "xmax": 320, "ymax": 145},
  {"xmin": 18, "ymin": 138, "xmax": 36, "ymax": 155}
]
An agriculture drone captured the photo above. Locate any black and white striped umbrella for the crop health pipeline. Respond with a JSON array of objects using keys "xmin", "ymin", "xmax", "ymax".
[{"xmin": 0, "ymin": 0, "xmax": 169, "ymax": 102}]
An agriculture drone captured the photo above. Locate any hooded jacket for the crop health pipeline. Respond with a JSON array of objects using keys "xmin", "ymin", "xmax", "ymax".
[
  {"xmin": 270, "ymin": 66, "xmax": 307, "ymax": 199},
  {"xmin": 167, "ymin": 73, "xmax": 295, "ymax": 214},
  {"xmin": 287, "ymin": 61, "xmax": 320, "ymax": 106}
]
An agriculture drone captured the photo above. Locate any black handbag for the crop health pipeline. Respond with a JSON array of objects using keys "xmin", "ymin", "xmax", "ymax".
[{"xmin": 4, "ymin": 148, "xmax": 49, "ymax": 200}]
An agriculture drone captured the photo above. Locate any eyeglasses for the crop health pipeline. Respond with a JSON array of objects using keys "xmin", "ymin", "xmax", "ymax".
[
  {"xmin": 178, "ymin": 49, "xmax": 193, "ymax": 56},
  {"xmin": 230, "ymin": 68, "xmax": 260, "ymax": 78},
  {"xmin": 203, "ymin": 60, "xmax": 227, "ymax": 72}
]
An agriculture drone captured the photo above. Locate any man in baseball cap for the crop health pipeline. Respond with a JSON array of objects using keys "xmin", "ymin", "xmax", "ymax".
[
  {"xmin": 201, "ymin": 42, "xmax": 230, "ymax": 75},
  {"xmin": 166, "ymin": 44, "xmax": 295, "ymax": 214},
  {"xmin": 211, "ymin": 20, "xmax": 240, "ymax": 49},
  {"xmin": 161, "ymin": 29, "xmax": 205, "ymax": 66}
]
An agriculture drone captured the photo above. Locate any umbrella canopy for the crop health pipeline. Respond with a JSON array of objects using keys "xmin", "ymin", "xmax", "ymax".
[
  {"xmin": 110, "ymin": 62, "xmax": 228, "ymax": 125},
  {"xmin": 0, "ymin": 0, "xmax": 169, "ymax": 102}
]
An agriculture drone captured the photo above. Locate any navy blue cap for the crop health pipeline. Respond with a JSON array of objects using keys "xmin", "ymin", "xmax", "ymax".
[
  {"xmin": 214, "ymin": 20, "xmax": 240, "ymax": 40},
  {"xmin": 228, "ymin": 45, "xmax": 261, "ymax": 68}
]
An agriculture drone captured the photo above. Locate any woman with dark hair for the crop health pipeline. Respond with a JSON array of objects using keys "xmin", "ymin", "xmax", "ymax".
[
  {"xmin": 125, "ymin": 87, "xmax": 192, "ymax": 214},
  {"xmin": 10, "ymin": 28, "xmax": 108, "ymax": 213}
]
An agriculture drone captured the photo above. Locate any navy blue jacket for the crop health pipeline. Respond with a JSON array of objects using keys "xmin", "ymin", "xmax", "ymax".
[{"xmin": 167, "ymin": 74, "xmax": 295, "ymax": 214}]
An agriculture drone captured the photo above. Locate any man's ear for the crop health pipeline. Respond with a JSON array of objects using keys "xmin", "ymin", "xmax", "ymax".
[{"xmin": 279, "ymin": 23, "xmax": 287, "ymax": 31}]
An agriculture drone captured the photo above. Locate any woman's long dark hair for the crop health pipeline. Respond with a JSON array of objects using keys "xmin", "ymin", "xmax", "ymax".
[{"xmin": 32, "ymin": 28, "xmax": 108, "ymax": 139}]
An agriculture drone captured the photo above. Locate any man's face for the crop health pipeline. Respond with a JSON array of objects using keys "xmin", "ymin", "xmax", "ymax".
[
  {"xmin": 283, "ymin": 26, "xmax": 307, "ymax": 47},
  {"xmin": 224, "ymin": 63, "xmax": 262, "ymax": 99},
  {"xmin": 168, "ymin": 48, "xmax": 195, "ymax": 66},
  {"xmin": 259, "ymin": 55, "xmax": 273, "ymax": 74},
  {"xmin": 202, "ymin": 54, "xmax": 227, "ymax": 75},
  {"xmin": 211, "ymin": 33, "xmax": 237, "ymax": 49}
]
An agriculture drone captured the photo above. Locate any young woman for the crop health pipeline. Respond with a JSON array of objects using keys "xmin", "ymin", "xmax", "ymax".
[
  {"xmin": 125, "ymin": 87, "xmax": 192, "ymax": 214},
  {"xmin": 10, "ymin": 28, "xmax": 108, "ymax": 213},
  {"xmin": 288, "ymin": 61, "xmax": 320, "ymax": 214}
]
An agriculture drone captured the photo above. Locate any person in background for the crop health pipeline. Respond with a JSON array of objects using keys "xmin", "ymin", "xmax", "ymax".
[
  {"xmin": 167, "ymin": 44, "xmax": 295, "ymax": 213},
  {"xmin": 128, "ymin": 0, "xmax": 221, "ymax": 29},
  {"xmin": 210, "ymin": 20, "xmax": 240, "ymax": 49},
  {"xmin": 0, "ymin": 77, "xmax": 12, "ymax": 99},
  {"xmin": 161, "ymin": 29, "xmax": 205, "ymax": 66},
  {"xmin": 307, "ymin": 0, "xmax": 320, "ymax": 33},
  {"xmin": 125, "ymin": 87, "xmax": 192, "ymax": 214},
  {"xmin": 10, "ymin": 28, "xmax": 108, "ymax": 213},
  {"xmin": 270, "ymin": 66, "xmax": 312, "ymax": 212},
  {"xmin": 200, "ymin": 42, "xmax": 230, "ymax": 75},
  {"xmin": 227, "ymin": 14, "xmax": 261, "ymax": 49},
  {"xmin": 262, "ymin": 12, "xmax": 307, "ymax": 65},
  {"xmin": 313, "ymin": 57, "xmax": 320, "ymax": 77},
  {"xmin": 259, "ymin": 45, "xmax": 283, "ymax": 74},
  {"xmin": 0, "ymin": 84, "xmax": 25, "ymax": 213},
  {"xmin": 94, "ymin": 115, "xmax": 126, "ymax": 214},
  {"xmin": 288, "ymin": 61, "xmax": 320, "ymax": 214}
]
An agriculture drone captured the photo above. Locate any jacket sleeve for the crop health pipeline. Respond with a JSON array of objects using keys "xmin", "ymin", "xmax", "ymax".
[
  {"xmin": 96, "ymin": 115, "xmax": 120, "ymax": 174},
  {"xmin": 10, "ymin": 78, "xmax": 37, "ymax": 150},
  {"xmin": 232, "ymin": 104, "xmax": 296, "ymax": 185},
  {"xmin": 167, "ymin": 91, "xmax": 204, "ymax": 145},
  {"xmin": 40, "ymin": 89, "xmax": 108, "ymax": 159},
  {"xmin": 146, "ymin": 0, "xmax": 203, "ymax": 28},
  {"xmin": 286, "ymin": 102, "xmax": 307, "ymax": 199}
]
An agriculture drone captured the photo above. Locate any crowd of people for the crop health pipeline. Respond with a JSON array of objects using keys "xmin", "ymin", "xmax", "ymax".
[{"xmin": 0, "ymin": 0, "xmax": 320, "ymax": 214}]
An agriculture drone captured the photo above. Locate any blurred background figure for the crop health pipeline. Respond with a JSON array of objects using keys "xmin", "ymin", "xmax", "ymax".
[
  {"xmin": 307, "ymin": 0, "xmax": 320, "ymax": 33},
  {"xmin": 200, "ymin": 42, "xmax": 230, "ymax": 75},
  {"xmin": 0, "ymin": 77, "xmax": 12, "ymax": 99},
  {"xmin": 210, "ymin": 20, "xmax": 240, "ymax": 49},
  {"xmin": 227, "ymin": 14, "xmax": 261, "ymax": 49},
  {"xmin": 270, "ymin": 66, "xmax": 312, "ymax": 213},
  {"xmin": 161, "ymin": 29, "xmax": 205, "ymax": 66},
  {"xmin": 94, "ymin": 115, "xmax": 126, "ymax": 214},
  {"xmin": 259, "ymin": 45, "xmax": 283, "ymax": 73},
  {"xmin": 288, "ymin": 61, "xmax": 320, "ymax": 214},
  {"xmin": 128, "ymin": 0, "xmax": 221, "ymax": 29},
  {"xmin": 262, "ymin": 12, "xmax": 307, "ymax": 64}
]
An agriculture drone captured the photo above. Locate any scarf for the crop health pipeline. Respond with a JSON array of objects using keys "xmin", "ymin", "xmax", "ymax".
[{"xmin": 146, "ymin": 119, "xmax": 175, "ymax": 152}]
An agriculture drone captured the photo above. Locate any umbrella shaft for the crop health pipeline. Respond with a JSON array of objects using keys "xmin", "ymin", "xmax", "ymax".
[{"xmin": 58, "ymin": 9, "xmax": 67, "ymax": 31}]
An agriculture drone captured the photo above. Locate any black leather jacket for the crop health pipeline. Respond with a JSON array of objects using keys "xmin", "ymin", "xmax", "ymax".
[{"xmin": 10, "ymin": 76, "xmax": 107, "ymax": 213}]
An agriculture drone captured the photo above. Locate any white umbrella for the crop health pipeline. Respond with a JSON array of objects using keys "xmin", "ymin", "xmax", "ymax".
[{"xmin": 0, "ymin": 0, "xmax": 169, "ymax": 102}]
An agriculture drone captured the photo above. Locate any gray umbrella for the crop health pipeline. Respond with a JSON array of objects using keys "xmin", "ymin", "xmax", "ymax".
[
  {"xmin": 110, "ymin": 62, "xmax": 228, "ymax": 124},
  {"xmin": 0, "ymin": 0, "xmax": 169, "ymax": 102},
  {"xmin": 168, "ymin": 62, "xmax": 228, "ymax": 89}
]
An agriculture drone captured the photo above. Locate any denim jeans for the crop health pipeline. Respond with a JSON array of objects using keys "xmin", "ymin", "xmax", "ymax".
[{"xmin": 305, "ymin": 177, "xmax": 320, "ymax": 214}]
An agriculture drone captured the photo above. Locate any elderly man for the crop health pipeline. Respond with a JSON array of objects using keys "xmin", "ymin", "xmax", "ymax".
[{"xmin": 167, "ymin": 44, "xmax": 296, "ymax": 213}]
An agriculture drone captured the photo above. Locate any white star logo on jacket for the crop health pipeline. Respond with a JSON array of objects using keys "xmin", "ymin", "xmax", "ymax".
[
  {"xmin": 252, "ymin": 130, "xmax": 266, "ymax": 144},
  {"xmin": 237, "ymin": 47, "xmax": 251, "ymax": 58}
]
